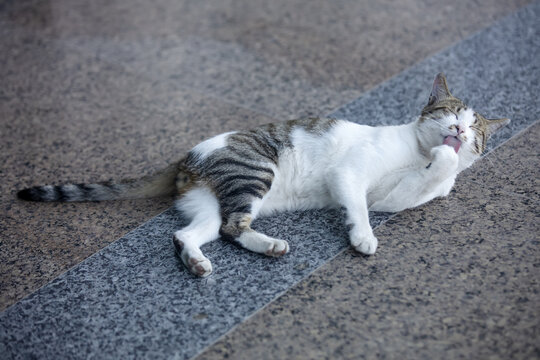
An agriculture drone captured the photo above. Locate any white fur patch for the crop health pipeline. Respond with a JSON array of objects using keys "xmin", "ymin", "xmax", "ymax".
[
  {"xmin": 236, "ymin": 231, "xmax": 289, "ymax": 256},
  {"xmin": 176, "ymin": 187, "xmax": 220, "ymax": 226},
  {"xmin": 174, "ymin": 186, "xmax": 222, "ymax": 277},
  {"xmin": 191, "ymin": 131, "xmax": 236, "ymax": 161}
]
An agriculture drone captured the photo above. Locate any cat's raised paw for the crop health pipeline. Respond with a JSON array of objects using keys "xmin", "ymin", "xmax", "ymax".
[
  {"xmin": 431, "ymin": 144, "xmax": 459, "ymax": 166},
  {"xmin": 264, "ymin": 239, "xmax": 290, "ymax": 257},
  {"xmin": 351, "ymin": 233, "xmax": 378, "ymax": 255}
]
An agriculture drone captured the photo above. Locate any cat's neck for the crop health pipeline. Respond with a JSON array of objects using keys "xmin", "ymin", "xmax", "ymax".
[
  {"xmin": 396, "ymin": 121, "xmax": 424, "ymax": 159},
  {"xmin": 364, "ymin": 121, "xmax": 423, "ymax": 166},
  {"xmin": 413, "ymin": 118, "xmax": 435, "ymax": 159}
]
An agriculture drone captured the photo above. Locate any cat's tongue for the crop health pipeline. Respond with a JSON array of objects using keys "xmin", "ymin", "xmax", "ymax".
[{"xmin": 443, "ymin": 136, "xmax": 461, "ymax": 153}]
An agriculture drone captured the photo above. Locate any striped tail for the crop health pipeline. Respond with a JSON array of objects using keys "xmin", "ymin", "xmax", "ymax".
[{"xmin": 17, "ymin": 161, "xmax": 186, "ymax": 202}]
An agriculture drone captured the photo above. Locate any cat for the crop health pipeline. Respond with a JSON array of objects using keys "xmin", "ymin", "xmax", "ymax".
[{"xmin": 17, "ymin": 73, "xmax": 509, "ymax": 277}]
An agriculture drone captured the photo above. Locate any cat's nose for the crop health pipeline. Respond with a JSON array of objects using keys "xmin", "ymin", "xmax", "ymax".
[{"xmin": 457, "ymin": 125, "xmax": 465, "ymax": 135}]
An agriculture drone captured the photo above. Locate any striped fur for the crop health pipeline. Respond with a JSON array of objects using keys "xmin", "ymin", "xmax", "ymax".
[
  {"xmin": 17, "ymin": 162, "xmax": 185, "ymax": 202},
  {"xmin": 184, "ymin": 118, "xmax": 337, "ymax": 218}
]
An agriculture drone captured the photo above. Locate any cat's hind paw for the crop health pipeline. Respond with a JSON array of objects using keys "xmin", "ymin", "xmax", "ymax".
[
  {"xmin": 173, "ymin": 235, "xmax": 213, "ymax": 277},
  {"xmin": 185, "ymin": 255, "xmax": 213, "ymax": 277},
  {"xmin": 264, "ymin": 239, "xmax": 290, "ymax": 257},
  {"xmin": 351, "ymin": 233, "xmax": 378, "ymax": 255}
]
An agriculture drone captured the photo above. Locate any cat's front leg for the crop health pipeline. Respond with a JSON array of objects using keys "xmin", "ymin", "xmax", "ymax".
[
  {"xmin": 370, "ymin": 144, "xmax": 458, "ymax": 212},
  {"xmin": 330, "ymin": 172, "xmax": 377, "ymax": 255}
]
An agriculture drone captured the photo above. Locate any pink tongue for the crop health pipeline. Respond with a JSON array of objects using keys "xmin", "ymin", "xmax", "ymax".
[{"xmin": 443, "ymin": 136, "xmax": 461, "ymax": 153}]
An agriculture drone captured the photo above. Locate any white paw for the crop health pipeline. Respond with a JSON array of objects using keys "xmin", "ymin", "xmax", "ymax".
[
  {"xmin": 430, "ymin": 145, "xmax": 459, "ymax": 177},
  {"xmin": 173, "ymin": 234, "xmax": 213, "ymax": 277},
  {"xmin": 431, "ymin": 144, "xmax": 459, "ymax": 165},
  {"xmin": 264, "ymin": 239, "xmax": 290, "ymax": 257},
  {"xmin": 350, "ymin": 232, "xmax": 378, "ymax": 255},
  {"xmin": 183, "ymin": 252, "xmax": 213, "ymax": 277}
]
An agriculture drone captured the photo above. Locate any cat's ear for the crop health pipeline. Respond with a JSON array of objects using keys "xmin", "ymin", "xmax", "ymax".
[
  {"xmin": 486, "ymin": 117, "xmax": 511, "ymax": 136},
  {"xmin": 427, "ymin": 73, "xmax": 452, "ymax": 106}
]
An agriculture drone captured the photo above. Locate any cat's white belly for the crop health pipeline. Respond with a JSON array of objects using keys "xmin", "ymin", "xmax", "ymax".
[
  {"xmin": 257, "ymin": 149, "xmax": 336, "ymax": 216},
  {"xmin": 258, "ymin": 181, "xmax": 335, "ymax": 216}
]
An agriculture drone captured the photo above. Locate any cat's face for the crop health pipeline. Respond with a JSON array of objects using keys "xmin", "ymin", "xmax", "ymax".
[{"xmin": 417, "ymin": 73, "xmax": 509, "ymax": 170}]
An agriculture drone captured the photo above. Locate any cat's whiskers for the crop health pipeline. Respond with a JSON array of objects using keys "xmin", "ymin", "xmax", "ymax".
[{"xmin": 482, "ymin": 152, "xmax": 497, "ymax": 169}]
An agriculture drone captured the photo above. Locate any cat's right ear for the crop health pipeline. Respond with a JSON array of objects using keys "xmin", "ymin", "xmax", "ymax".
[
  {"xmin": 486, "ymin": 117, "xmax": 511, "ymax": 137},
  {"xmin": 427, "ymin": 73, "xmax": 452, "ymax": 106}
]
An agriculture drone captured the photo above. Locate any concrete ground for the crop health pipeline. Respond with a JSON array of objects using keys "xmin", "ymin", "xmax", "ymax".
[{"xmin": 0, "ymin": 0, "xmax": 538, "ymax": 359}]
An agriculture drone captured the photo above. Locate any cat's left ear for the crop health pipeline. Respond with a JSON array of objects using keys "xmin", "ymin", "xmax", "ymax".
[
  {"xmin": 486, "ymin": 117, "xmax": 511, "ymax": 136},
  {"xmin": 427, "ymin": 73, "xmax": 452, "ymax": 106}
]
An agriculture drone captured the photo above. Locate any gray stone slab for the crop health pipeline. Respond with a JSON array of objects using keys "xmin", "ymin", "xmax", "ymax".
[{"xmin": 1, "ymin": 2, "xmax": 539, "ymax": 360}]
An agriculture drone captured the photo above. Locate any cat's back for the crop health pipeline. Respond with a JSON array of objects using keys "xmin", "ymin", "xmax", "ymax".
[{"xmin": 186, "ymin": 117, "xmax": 346, "ymax": 169}]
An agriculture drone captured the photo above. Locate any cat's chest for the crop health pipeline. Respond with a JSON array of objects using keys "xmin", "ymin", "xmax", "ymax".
[{"xmin": 366, "ymin": 166, "xmax": 417, "ymax": 205}]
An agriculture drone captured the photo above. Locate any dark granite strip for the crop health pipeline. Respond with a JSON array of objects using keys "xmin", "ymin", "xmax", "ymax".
[
  {"xmin": 1, "ymin": 3, "xmax": 539, "ymax": 360},
  {"xmin": 197, "ymin": 120, "xmax": 540, "ymax": 360}
]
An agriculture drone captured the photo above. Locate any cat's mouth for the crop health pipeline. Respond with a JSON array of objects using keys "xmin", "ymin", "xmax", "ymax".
[{"xmin": 443, "ymin": 135, "xmax": 461, "ymax": 153}]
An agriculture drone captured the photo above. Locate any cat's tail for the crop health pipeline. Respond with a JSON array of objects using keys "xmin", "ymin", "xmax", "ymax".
[{"xmin": 17, "ymin": 160, "xmax": 188, "ymax": 202}]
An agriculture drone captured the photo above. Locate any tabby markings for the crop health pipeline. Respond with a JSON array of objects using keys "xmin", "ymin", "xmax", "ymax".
[{"xmin": 191, "ymin": 131, "xmax": 237, "ymax": 161}]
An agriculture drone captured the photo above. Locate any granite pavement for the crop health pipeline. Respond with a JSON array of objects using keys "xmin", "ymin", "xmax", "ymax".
[{"xmin": 1, "ymin": 3, "xmax": 539, "ymax": 359}]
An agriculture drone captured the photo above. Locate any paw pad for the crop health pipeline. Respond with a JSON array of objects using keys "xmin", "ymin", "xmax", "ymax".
[{"xmin": 265, "ymin": 240, "xmax": 290, "ymax": 257}]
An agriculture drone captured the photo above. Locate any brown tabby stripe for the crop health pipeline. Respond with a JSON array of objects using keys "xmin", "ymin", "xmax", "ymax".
[
  {"xmin": 184, "ymin": 117, "xmax": 339, "ymax": 218},
  {"xmin": 18, "ymin": 162, "xmax": 181, "ymax": 202}
]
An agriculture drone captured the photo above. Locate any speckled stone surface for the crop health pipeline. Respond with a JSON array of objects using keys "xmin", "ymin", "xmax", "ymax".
[
  {"xmin": 0, "ymin": 206, "xmax": 390, "ymax": 360},
  {"xmin": 0, "ymin": 34, "xmax": 275, "ymax": 311},
  {"xmin": 198, "ymin": 121, "xmax": 540, "ymax": 360},
  {"xmin": 0, "ymin": 0, "xmax": 531, "ymax": 313},
  {"xmin": 0, "ymin": 0, "xmax": 529, "ymax": 309},
  {"xmin": 1, "ymin": 3, "xmax": 539, "ymax": 359},
  {"xmin": 2, "ymin": 0, "xmax": 530, "ymax": 119}
]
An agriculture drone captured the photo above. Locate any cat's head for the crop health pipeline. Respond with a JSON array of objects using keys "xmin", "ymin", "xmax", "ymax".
[{"xmin": 417, "ymin": 73, "xmax": 510, "ymax": 170}]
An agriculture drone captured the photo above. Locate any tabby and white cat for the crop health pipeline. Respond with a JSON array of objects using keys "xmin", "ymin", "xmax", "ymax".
[{"xmin": 18, "ymin": 74, "xmax": 509, "ymax": 277}]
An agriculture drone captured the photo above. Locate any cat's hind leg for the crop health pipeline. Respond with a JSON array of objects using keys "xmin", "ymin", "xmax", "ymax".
[
  {"xmin": 173, "ymin": 186, "xmax": 221, "ymax": 277},
  {"xmin": 220, "ymin": 211, "xmax": 289, "ymax": 257},
  {"xmin": 214, "ymin": 169, "xmax": 289, "ymax": 257}
]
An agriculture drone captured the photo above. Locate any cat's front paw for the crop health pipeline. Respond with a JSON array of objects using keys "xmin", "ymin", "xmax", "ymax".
[
  {"xmin": 430, "ymin": 145, "xmax": 459, "ymax": 177},
  {"xmin": 350, "ymin": 231, "xmax": 378, "ymax": 255}
]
